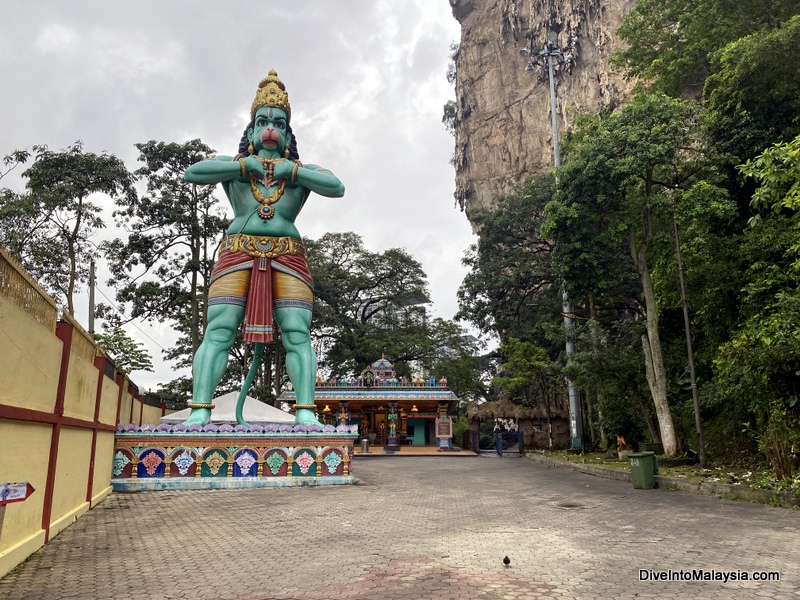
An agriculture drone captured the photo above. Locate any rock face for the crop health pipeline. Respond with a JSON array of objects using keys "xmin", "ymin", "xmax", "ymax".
[{"xmin": 450, "ymin": 0, "xmax": 636, "ymax": 220}]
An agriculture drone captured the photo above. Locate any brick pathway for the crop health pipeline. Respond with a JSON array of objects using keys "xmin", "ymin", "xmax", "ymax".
[{"xmin": 1, "ymin": 456, "xmax": 798, "ymax": 599}]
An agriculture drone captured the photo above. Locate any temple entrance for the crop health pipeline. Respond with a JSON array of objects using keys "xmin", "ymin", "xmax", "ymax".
[{"xmin": 279, "ymin": 356, "xmax": 464, "ymax": 453}]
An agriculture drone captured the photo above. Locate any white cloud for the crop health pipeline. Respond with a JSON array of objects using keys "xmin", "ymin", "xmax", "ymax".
[{"xmin": 33, "ymin": 23, "xmax": 79, "ymax": 52}]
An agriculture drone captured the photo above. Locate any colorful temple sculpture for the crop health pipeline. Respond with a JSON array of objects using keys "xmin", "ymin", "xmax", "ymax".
[{"xmin": 279, "ymin": 357, "xmax": 459, "ymax": 450}]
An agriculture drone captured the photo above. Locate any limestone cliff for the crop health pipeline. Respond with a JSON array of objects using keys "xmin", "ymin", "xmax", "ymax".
[{"xmin": 450, "ymin": 0, "xmax": 636, "ymax": 219}]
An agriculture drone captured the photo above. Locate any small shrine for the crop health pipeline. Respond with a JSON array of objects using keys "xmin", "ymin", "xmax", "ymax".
[{"xmin": 278, "ymin": 357, "xmax": 459, "ymax": 450}]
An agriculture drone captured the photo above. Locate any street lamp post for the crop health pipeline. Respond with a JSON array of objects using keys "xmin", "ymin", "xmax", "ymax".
[{"xmin": 520, "ymin": 31, "xmax": 583, "ymax": 451}]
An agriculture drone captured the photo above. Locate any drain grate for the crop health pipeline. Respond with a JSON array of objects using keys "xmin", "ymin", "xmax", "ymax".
[{"xmin": 551, "ymin": 500, "xmax": 590, "ymax": 510}]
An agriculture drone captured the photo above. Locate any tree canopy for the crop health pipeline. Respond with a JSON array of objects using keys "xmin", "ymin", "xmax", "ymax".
[
  {"xmin": 0, "ymin": 142, "xmax": 136, "ymax": 314},
  {"xmin": 307, "ymin": 231, "xmax": 475, "ymax": 380},
  {"xmin": 103, "ymin": 139, "xmax": 228, "ymax": 363}
]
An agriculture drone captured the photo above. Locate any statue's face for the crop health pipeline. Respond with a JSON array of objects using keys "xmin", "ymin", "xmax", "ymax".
[{"xmin": 249, "ymin": 107, "xmax": 289, "ymax": 154}]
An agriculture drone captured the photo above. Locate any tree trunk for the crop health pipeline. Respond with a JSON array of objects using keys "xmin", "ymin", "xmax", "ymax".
[
  {"xmin": 634, "ymin": 391, "xmax": 660, "ymax": 444},
  {"xmin": 546, "ymin": 413, "xmax": 553, "ymax": 448},
  {"xmin": 597, "ymin": 401, "xmax": 608, "ymax": 449},
  {"xmin": 65, "ymin": 196, "xmax": 85, "ymax": 315},
  {"xmin": 630, "ymin": 226, "xmax": 678, "ymax": 456},
  {"xmin": 66, "ymin": 235, "xmax": 77, "ymax": 315},
  {"xmin": 585, "ymin": 393, "xmax": 597, "ymax": 445}
]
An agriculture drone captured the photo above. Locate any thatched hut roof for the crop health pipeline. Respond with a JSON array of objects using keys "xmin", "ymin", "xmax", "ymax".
[{"xmin": 465, "ymin": 397, "xmax": 569, "ymax": 421}]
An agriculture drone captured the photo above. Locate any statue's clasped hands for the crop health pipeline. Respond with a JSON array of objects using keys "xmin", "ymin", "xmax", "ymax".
[
  {"xmin": 242, "ymin": 155, "xmax": 268, "ymax": 180},
  {"xmin": 241, "ymin": 155, "xmax": 297, "ymax": 185},
  {"xmin": 272, "ymin": 159, "xmax": 297, "ymax": 182}
]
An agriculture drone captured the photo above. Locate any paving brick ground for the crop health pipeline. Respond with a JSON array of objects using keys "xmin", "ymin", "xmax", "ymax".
[{"xmin": 1, "ymin": 455, "xmax": 798, "ymax": 599}]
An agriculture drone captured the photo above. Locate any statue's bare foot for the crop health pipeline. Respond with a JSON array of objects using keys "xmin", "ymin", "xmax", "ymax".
[
  {"xmin": 183, "ymin": 407, "xmax": 211, "ymax": 426},
  {"xmin": 294, "ymin": 408, "xmax": 320, "ymax": 426}
]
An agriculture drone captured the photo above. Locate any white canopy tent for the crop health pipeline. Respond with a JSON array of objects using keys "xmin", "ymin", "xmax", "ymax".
[{"xmin": 160, "ymin": 391, "xmax": 294, "ymax": 424}]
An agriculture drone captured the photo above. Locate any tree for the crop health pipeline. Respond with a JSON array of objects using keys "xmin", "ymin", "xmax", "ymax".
[
  {"xmin": 103, "ymin": 139, "xmax": 228, "ymax": 364},
  {"xmin": 702, "ymin": 15, "xmax": 800, "ymax": 214},
  {"xmin": 433, "ymin": 350, "xmax": 491, "ymax": 405},
  {"xmin": 92, "ymin": 326, "xmax": 154, "ymax": 374},
  {"xmin": 442, "ymin": 42, "xmax": 459, "ymax": 135},
  {"xmin": 457, "ymin": 174, "xmax": 561, "ymax": 345},
  {"xmin": 307, "ymin": 231, "xmax": 474, "ymax": 378},
  {"xmin": 0, "ymin": 148, "xmax": 32, "ymax": 182},
  {"xmin": 545, "ymin": 95, "xmax": 732, "ymax": 456},
  {"xmin": 493, "ymin": 338, "xmax": 566, "ymax": 448},
  {"xmin": 1, "ymin": 148, "xmax": 36, "ymax": 263},
  {"xmin": 569, "ymin": 319, "xmax": 659, "ymax": 449},
  {"xmin": 614, "ymin": 0, "xmax": 799, "ymax": 98},
  {"xmin": 712, "ymin": 135, "xmax": 800, "ymax": 478},
  {"xmin": 0, "ymin": 142, "xmax": 136, "ymax": 314},
  {"xmin": 705, "ymin": 15, "xmax": 800, "ymax": 147}
]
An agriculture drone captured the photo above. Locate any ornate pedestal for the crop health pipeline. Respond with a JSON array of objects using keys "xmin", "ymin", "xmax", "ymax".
[{"xmin": 112, "ymin": 423, "xmax": 359, "ymax": 491}]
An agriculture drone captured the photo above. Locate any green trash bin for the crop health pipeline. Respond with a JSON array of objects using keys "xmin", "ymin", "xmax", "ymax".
[{"xmin": 628, "ymin": 451, "xmax": 659, "ymax": 489}]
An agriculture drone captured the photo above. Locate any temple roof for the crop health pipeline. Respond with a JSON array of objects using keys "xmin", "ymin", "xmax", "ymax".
[
  {"xmin": 281, "ymin": 357, "xmax": 458, "ymax": 412},
  {"xmin": 364, "ymin": 355, "xmax": 393, "ymax": 377},
  {"xmin": 280, "ymin": 387, "xmax": 458, "ymax": 403}
]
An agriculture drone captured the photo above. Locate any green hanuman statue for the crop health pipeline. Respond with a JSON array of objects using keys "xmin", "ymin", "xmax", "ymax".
[{"xmin": 182, "ymin": 70, "xmax": 345, "ymax": 426}]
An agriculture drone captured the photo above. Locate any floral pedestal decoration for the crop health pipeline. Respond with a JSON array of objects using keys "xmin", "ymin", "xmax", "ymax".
[{"xmin": 112, "ymin": 422, "xmax": 359, "ymax": 491}]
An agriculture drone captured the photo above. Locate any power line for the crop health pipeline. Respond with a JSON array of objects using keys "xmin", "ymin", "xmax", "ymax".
[{"xmin": 93, "ymin": 284, "xmax": 167, "ymax": 351}]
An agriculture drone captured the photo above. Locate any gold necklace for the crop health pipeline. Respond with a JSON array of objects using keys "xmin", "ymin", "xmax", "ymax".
[{"xmin": 249, "ymin": 157, "xmax": 289, "ymax": 220}]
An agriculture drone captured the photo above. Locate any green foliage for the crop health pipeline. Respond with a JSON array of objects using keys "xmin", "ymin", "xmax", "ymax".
[
  {"xmin": 0, "ymin": 142, "xmax": 136, "ymax": 314},
  {"xmin": 712, "ymin": 135, "xmax": 800, "ymax": 477},
  {"xmin": 92, "ymin": 327, "xmax": 154, "ymax": 374},
  {"xmin": 544, "ymin": 95, "xmax": 736, "ymax": 455},
  {"xmin": 103, "ymin": 139, "xmax": 228, "ymax": 363},
  {"xmin": 493, "ymin": 339, "xmax": 562, "ymax": 408},
  {"xmin": 614, "ymin": 0, "xmax": 799, "ymax": 97},
  {"xmin": 307, "ymin": 232, "xmax": 475, "ymax": 380},
  {"xmin": 433, "ymin": 352, "xmax": 490, "ymax": 404},
  {"xmin": 442, "ymin": 100, "xmax": 457, "ymax": 135},
  {"xmin": 0, "ymin": 148, "xmax": 32, "ymax": 182},
  {"xmin": 739, "ymin": 134, "xmax": 800, "ymax": 215},
  {"xmin": 546, "ymin": 95, "xmax": 719, "ymax": 299},
  {"xmin": 443, "ymin": 43, "xmax": 459, "ymax": 136},
  {"xmin": 457, "ymin": 174, "xmax": 561, "ymax": 345},
  {"xmin": 704, "ymin": 15, "xmax": 800, "ymax": 172},
  {"xmin": 614, "ymin": 0, "xmax": 716, "ymax": 96},
  {"xmin": 451, "ymin": 415, "xmax": 470, "ymax": 449},
  {"xmin": 451, "ymin": 0, "xmax": 800, "ymax": 466},
  {"xmin": 545, "ymin": 94, "xmax": 715, "ymax": 322}
]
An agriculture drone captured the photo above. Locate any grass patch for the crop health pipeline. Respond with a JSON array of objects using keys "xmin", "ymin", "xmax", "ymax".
[{"xmin": 530, "ymin": 449, "xmax": 800, "ymax": 496}]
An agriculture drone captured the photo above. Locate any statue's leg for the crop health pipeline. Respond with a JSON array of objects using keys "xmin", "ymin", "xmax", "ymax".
[
  {"xmin": 183, "ymin": 303, "xmax": 245, "ymax": 426},
  {"xmin": 274, "ymin": 306, "xmax": 318, "ymax": 425}
]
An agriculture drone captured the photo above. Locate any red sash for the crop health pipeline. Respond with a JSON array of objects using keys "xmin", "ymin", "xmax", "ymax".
[{"xmin": 210, "ymin": 250, "xmax": 312, "ymax": 343}]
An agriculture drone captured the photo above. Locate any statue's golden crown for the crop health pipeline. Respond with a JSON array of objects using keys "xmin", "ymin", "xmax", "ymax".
[{"xmin": 250, "ymin": 70, "xmax": 291, "ymax": 122}]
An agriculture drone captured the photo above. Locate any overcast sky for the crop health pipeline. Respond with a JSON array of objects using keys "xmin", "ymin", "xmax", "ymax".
[{"xmin": 0, "ymin": 1, "xmax": 477, "ymax": 391}]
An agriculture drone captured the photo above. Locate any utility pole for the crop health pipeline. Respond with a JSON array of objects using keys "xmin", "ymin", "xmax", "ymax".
[
  {"xmin": 520, "ymin": 31, "xmax": 583, "ymax": 451},
  {"xmin": 88, "ymin": 258, "xmax": 95, "ymax": 334}
]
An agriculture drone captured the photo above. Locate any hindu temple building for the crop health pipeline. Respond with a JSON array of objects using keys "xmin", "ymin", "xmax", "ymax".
[{"xmin": 279, "ymin": 357, "xmax": 459, "ymax": 448}]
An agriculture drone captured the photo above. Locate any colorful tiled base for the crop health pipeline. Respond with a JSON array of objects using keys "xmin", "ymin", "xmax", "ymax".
[{"xmin": 113, "ymin": 430, "xmax": 357, "ymax": 491}]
